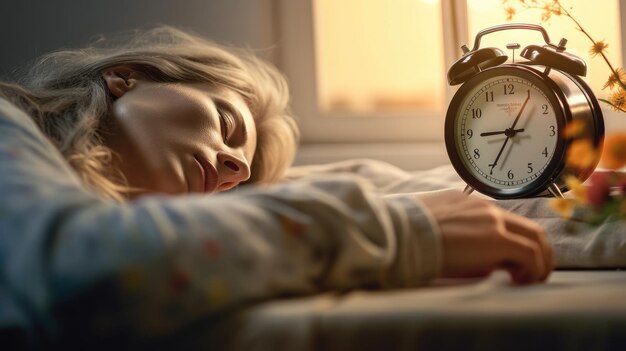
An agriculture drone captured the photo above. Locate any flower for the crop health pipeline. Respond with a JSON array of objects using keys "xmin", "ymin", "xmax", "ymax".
[
  {"xmin": 563, "ymin": 119, "xmax": 586, "ymax": 138},
  {"xmin": 566, "ymin": 139, "xmax": 597, "ymax": 172},
  {"xmin": 506, "ymin": 0, "xmax": 626, "ymax": 225},
  {"xmin": 586, "ymin": 172, "xmax": 612, "ymax": 209},
  {"xmin": 601, "ymin": 133, "xmax": 626, "ymax": 169},
  {"xmin": 564, "ymin": 175, "xmax": 587, "ymax": 203},
  {"xmin": 609, "ymin": 89, "xmax": 626, "ymax": 111},
  {"xmin": 603, "ymin": 67, "xmax": 626, "ymax": 90},
  {"xmin": 589, "ymin": 40, "xmax": 609, "ymax": 58},
  {"xmin": 539, "ymin": 1, "xmax": 562, "ymax": 21},
  {"xmin": 549, "ymin": 198, "xmax": 575, "ymax": 219},
  {"xmin": 505, "ymin": 6, "xmax": 517, "ymax": 21}
]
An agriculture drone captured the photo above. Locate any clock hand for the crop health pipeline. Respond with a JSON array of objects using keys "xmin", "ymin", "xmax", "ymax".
[
  {"xmin": 488, "ymin": 137, "xmax": 510, "ymax": 175},
  {"xmin": 480, "ymin": 128, "xmax": 524, "ymax": 137},
  {"xmin": 487, "ymin": 91, "xmax": 531, "ymax": 175},
  {"xmin": 509, "ymin": 90, "xmax": 531, "ymax": 130}
]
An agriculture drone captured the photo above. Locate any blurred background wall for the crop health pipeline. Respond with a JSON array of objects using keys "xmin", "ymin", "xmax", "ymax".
[
  {"xmin": 0, "ymin": 0, "xmax": 450, "ymax": 170},
  {"xmin": 0, "ymin": 0, "xmax": 274, "ymax": 79},
  {"xmin": 2, "ymin": 0, "xmax": 623, "ymax": 170}
]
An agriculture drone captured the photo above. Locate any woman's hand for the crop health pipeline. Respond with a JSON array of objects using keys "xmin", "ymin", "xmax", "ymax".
[{"xmin": 420, "ymin": 190, "xmax": 554, "ymax": 284}]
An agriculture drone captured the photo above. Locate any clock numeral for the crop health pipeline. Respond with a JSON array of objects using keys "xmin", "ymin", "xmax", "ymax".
[
  {"xmin": 503, "ymin": 84, "xmax": 514, "ymax": 95},
  {"xmin": 549, "ymin": 125, "xmax": 556, "ymax": 136},
  {"xmin": 507, "ymin": 169, "xmax": 514, "ymax": 180},
  {"xmin": 542, "ymin": 147, "xmax": 548, "ymax": 157},
  {"xmin": 473, "ymin": 148, "xmax": 480, "ymax": 159},
  {"xmin": 466, "ymin": 129, "xmax": 473, "ymax": 139},
  {"xmin": 471, "ymin": 108, "xmax": 482, "ymax": 119},
  {"xmin": 527, "ymin": 162, "xmax": 533, "ymax": 174},
  {"xmin": 485, "ymin": 91, "xmax": 494, "ymax": 102},
  {"xmin": 542, "ymin": 104, "xmax": 549, "ymax": 114}
]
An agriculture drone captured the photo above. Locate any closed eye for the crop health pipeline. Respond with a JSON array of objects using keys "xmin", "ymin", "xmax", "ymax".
[
  {"xmin": 218, "ymin": 109, "xmax": 235, "ymax": 143},
  {"xmin": 214, "ymin": 98, "xmax": 248, "ymax": 148}
]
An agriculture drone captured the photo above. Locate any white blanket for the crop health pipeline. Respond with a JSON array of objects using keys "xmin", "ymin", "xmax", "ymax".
[{"xmin": 286, "ymin": 159, "xmax": 626, "ymax": 268}]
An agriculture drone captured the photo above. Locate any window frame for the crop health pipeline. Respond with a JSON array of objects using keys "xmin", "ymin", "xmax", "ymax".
[
  {"xmin": 274, "ymin": 0, "xmax": 468, "ymax": 144},
  {"xmin": 273, "ymin": 0, "xmax": 626, "ymax": 146}
]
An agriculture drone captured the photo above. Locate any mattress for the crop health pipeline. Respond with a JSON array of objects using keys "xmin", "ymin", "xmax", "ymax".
[
  {"xmin": 207, "ymin": 270, "xmax": 626, "ymax": 350},
  {"xmin": 160, "ymin": 160, "xmax": 626, "ymax": 350}
]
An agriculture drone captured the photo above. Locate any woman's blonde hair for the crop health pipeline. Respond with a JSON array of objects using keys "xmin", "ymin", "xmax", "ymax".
[{"xmin": 0, "ymin": 26, "xmax": 299, "ymax": 201}]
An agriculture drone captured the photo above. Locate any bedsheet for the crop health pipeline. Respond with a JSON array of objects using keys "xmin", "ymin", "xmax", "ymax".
[
  {"xmin": 149, "ymin": 159, "xmax": 626, "ymax": 350},
  {"xmin": 204, "ymin": 270, "xmax": 626, "ymax": 351},
  {"xmin": 285, "ymin": 159, "xmax": 626, "ymax": 269}
]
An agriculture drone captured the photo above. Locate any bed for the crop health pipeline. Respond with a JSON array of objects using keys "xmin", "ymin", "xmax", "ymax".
[
  {"xmin": 168, "ymin": 160, "xmax": 626, "ymax": 350},
  {"xmin": 207, "ymin": 270, "xmax": 626, "ymax": 350}
]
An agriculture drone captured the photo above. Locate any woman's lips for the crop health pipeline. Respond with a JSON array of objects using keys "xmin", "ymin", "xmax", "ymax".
[{"xmin": 193, "ymin": 154, "xmax": 218, "ymax": 193}]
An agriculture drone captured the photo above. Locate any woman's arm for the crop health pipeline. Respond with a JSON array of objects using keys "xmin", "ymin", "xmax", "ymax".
[{"xmin": 0, "ymin": 99, "xmax": 440, "ymax": 347}]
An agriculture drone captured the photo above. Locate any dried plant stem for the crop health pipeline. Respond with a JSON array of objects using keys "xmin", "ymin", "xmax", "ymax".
[
  {"xmin": 557, "ymin": 5, "xmax": 626, "ymax": 91},
  {"xmin": 599, "ymin": 98, "xmax": 626, "ymax": 113},
  {"xmin": 518, "ymin": 2, "xmax": 626, "ymax": 91}
]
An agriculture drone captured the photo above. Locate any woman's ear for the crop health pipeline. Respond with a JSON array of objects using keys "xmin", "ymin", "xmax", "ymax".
[{"xmin": 102, "ymin": 66, "xmax": 139, "ymax": 98}]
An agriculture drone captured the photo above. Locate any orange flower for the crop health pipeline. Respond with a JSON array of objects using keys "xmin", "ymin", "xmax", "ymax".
[
  {"xmin": 603, "ymin": 68, "xmax": 626, "ymax": 90},
  {"xmin": 540, "ymin": 1, "xmax": 562, "ymax": 21},
  {"xmin": 589, "ymin": 40, "xmax": 608, "ymax": 58},
  {"xmin": 505, "ymin": 6, "xmax": 517, "ymax": 21},
  {"xmin": 549, "ymin": 198, "xmax": 575, "ymax": 219},
  {"xmin": 564, "ymin": 175, "xmax": 587, "ymax": 203},
  {"xmin": 601, "ymin": 133, "xmax": 626, "ymax": 169},
  {"xmin": 563, "ymin": 119, "xmax": 586, "ymax": 138},
  {"xmin": 609, "ymin": 89, "xmax": 626, "ymax": 111},
  {"xmin": 566, "ymin": 139, "xmax": 598, "ymax": 172}
]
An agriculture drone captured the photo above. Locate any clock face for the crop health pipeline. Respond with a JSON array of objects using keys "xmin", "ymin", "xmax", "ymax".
[{"xmin": 446, "ymin": 68, "xmax": 567, "ymax": 197}]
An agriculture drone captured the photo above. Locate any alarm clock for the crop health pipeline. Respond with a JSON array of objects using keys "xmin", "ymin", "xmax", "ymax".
[{"xmin": 445, "ymin": 23, "xmax": 604, "ymax": 199}]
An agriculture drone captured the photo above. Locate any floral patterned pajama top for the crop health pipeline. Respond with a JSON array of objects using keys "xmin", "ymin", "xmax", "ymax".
[{"xmin": 0, "ymin": 98, "xmax": 441, "ymax": 348}]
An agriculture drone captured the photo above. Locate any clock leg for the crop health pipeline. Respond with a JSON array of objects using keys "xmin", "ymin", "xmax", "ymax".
[
  {"xmin": 463, "ymin": 184, "xmax": 474, "ymax": 195},
  {"xmin": 547, "ymin": 182, "xmax": 565, "ymax": 198}
]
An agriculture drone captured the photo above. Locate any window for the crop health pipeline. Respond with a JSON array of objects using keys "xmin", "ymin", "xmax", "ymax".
[
  {"xmin": 467, "ymin": 0, "xmax": 622, "ymax": 97},
  {"xmin": 313, "ymin": 0, "xmax": 445, "ymax": 113},
  {"xmin": 275, "ymin": 0, "xmax": 624, "ymax": 145}
]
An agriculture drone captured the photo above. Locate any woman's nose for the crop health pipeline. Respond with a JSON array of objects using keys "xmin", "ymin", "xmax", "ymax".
[{"xmin": 216, "ymin": 151, "xmax": 251, "ymax": 191}]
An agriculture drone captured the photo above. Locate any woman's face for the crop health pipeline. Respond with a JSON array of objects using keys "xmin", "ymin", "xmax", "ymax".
[{"xmin": 102, "ymin": 68, "xmax": 257, "ymax": 199}]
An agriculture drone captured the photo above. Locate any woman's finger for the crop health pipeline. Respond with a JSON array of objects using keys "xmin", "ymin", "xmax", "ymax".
[
  {"xmin": 498, "ymin": 232, "xmax": 546, "ymax": 284},
  {"xmin": 501, "ymin": 211, "xmax": 554, "ymax": 280}
]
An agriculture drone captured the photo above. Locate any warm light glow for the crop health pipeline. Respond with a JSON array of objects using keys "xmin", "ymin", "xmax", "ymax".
[
  {"xmin": 313, "ymin": 0, "xmax": 444, "ymax": 113},
  {"xmin": 467, "ymin": 0, "xmax": 622, "ymax": 95},
  {"xmin": 312, "ymin": 0, "xmax": 622, "ymax": 114}
]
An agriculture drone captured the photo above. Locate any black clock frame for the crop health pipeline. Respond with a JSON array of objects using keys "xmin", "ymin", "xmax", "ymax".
[{"xmin": 445, "ymin": 64, "xmax": 571, "ymax": 199}]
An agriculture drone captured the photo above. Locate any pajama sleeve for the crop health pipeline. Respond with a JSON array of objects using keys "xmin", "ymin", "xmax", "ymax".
[{"xmin": 0, "ymin": 98, "xmax": 441, "ymax": 348}]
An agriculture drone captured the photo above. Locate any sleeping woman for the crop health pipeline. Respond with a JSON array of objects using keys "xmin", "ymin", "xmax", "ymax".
[{"xmin": 0, "ymin": 27, "xmax": 553, "ymax": 348}]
